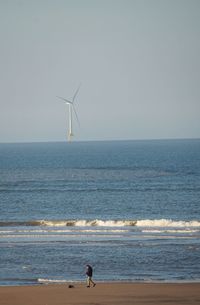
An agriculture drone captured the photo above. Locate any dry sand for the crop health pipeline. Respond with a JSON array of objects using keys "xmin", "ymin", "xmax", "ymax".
[{"xmin": 0, "ymin": 282, "xmax": 200, "ymax": 305}]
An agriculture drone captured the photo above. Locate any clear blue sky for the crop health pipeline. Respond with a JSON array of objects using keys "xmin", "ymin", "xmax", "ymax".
[{"xmin": 0, "ymin": 0, "xmax": 200, "ymax": 142}]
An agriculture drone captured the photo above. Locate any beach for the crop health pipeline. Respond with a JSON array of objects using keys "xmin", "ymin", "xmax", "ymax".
[{"xmin": 0, "ymin": 282, "xmax": 200, "ymax": 305}]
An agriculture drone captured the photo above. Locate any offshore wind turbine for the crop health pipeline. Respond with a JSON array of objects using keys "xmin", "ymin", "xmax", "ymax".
[{"xmin": 57, "ymin": 84, "xmax": 81, "ymax": 142}]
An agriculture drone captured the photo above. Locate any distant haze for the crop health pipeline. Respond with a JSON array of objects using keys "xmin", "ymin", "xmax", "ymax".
[{"xmin": 0, "ymin": 0, "xmax": 200, "ymax": 142}]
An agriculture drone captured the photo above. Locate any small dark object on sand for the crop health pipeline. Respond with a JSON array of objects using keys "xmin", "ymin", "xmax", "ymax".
[{"xmin": 68, "ymin": 285, "xmax": 74, "ymax": 288}]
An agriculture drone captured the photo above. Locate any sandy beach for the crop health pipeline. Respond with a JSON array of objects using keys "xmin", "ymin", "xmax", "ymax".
[{"xmin": 0, "ymin": 282, "xmax": 200, "ymax": 305}]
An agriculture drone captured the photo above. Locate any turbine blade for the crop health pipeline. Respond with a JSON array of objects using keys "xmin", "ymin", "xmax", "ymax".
[
  {"xmin": 56, "ymin": 96, "xmax": 72, "ymax": 104},
  {"xmin": 72, "ymin": 105, "xmax": 80, "ymax": 127},
  {"xmin": 72, "ymin": 83, "xmax": 81, "ymax": 103}
]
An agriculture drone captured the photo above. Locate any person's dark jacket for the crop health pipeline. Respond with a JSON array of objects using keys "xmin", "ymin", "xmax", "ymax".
[{"xmin": 86, "ymin": 265, "xmax": 93, "ymax": 277}]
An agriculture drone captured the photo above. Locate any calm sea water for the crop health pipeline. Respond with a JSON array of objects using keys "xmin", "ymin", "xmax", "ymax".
[{"xmin": 0, "ymin": 139, "xmax": 200, "ymax": 285}]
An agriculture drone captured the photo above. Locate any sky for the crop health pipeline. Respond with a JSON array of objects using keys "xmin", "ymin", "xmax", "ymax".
[{"xmin": 0, "ymin": 0, "xmax": 200, "ymax": 142}]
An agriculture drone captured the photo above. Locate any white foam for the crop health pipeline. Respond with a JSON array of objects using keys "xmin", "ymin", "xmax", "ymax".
[
  {"xmin": 2, "ymin": 219, "xmax": 199, "ymax": 229},
  {"xmin": 74, "ymin": 220, "xmax": 136, "ymax": 227},
  {"xmin": 40, "ymin": 220, "xmax": 70, "ymax": 227},
  {"xmin": 38, "ymin": 278, "xmax": 68, "ymax": 284},
  {"xmin": 0, "ymin": 231, "xmax": 14, "ymax": 234},
  {"xmin": 136, "ymin": 219, "xmax": 200, "ymax": 228},
  {"xmin": 37, "ymin": 219, "xmax": 137, "ymax": 227},
  {"xmin": 142, "ymin": 229, "xmax": 199, "ymax": 233}
]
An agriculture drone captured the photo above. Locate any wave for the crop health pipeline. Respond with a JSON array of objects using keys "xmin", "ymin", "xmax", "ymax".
[
  {"xmin": 38, "ymin": 278, "xmax": 69, "ymax": 284},
  {"xmin": 0, "ymin": 220, "xmax": 137, "ymax": 227},
  {"xmin": 0, "ymin": 219, "xmax": 200, "ymax": 228},
  {"xmin": 142, "ymin": 229, "xmax": 199, "ymax": 233},
  {"xmin": 136, "ymin": 219, "xmax": 200, "ymax": 227}
]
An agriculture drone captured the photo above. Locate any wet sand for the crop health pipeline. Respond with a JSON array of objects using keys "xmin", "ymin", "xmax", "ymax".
[{"xmin": 0, "ymin": 282, "xmax": 200, "ymax": 305}]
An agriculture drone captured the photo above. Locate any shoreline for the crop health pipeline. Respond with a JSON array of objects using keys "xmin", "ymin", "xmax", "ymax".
[
  {"xmin": 1, "ymin": 279, "xmax": 200, "ymax": 287},
  {"xmin": 1, "ymin": 282, "xmax": 200, "ymax": 305}
]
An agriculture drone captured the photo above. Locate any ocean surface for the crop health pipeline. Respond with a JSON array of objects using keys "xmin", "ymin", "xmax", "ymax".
[{"xmin": 0, "ymin": 139, "xmax": 200, "ymax": 286}]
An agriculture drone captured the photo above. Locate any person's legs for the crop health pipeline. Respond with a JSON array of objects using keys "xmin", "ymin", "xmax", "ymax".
[
  {"xmin": 86, "ymin": 276, "xmax": 96, "ymax": 287},
  {"xmin": 89, "ymin": 277, "xmax": 96, "ymax": 287},
  {"xmin": 86, "ymin": 276, "xmax": 90, "ymax": 287}
]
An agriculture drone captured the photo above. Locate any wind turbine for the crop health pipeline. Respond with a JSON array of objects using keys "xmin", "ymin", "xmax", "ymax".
[{"xmin": 57, "ymin": 84, "xmax": 81, "ymax": 142}]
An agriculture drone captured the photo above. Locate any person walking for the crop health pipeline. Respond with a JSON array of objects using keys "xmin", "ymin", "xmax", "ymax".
[{"xmin": 85, "ymin": 264, "xmax": 96, "ymax": 288}]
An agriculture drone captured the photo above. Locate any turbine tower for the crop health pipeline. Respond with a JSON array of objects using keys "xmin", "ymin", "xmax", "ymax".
[{"xmin": 57, "ymin": 84, "xmax": 81, "ymax": 142}]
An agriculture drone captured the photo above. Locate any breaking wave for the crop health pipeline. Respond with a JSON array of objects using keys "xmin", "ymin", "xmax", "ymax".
[
  {"xmin": 136, "ymin": 219, "xmax": 200, "ymax": 227},
  {"xmin": 38, "ymin": 278, "xmax": 69, "ymax": 284},
  {"xmin": 0, "ymin": 219, "xmax": 200, "ymax": 228}
]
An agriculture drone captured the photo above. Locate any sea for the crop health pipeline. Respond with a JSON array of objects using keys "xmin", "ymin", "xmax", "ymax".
[{"xmin": 0, "ymin": 139, "xmax": 200, "ymax": 286}]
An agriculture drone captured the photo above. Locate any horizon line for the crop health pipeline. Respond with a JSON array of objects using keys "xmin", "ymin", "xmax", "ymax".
[{"xmin": 0, "ymin": 137, "xmax": 200, "ymax": 145}]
